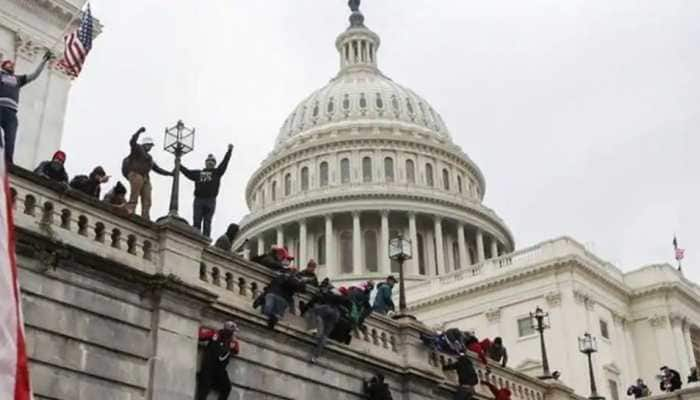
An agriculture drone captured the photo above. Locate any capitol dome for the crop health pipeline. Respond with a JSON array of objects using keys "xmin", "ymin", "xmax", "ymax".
[{"xmin": 236, "ymin": 5, "xmax": 514, "ymax": 285}]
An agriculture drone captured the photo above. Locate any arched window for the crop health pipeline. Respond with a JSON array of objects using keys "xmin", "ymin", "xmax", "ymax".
[
  {"xmin": 340, "ymin": 231, "xmax": 353, "ymax": 273},
  {"xmin": 271, "ymin": 181, "xmax": 277, "ymax": 201},
  {"xmin": 364, "ymin": 230, "xmax": 378, "ymax": 272},
  {"xmin": 301, "ymin": 167, "xmax": 309, "ymax": 191},
  {"xmin": 452, "ymin": 242, "xmax": 460, "ymax": 270},
  {"xmin": 284, "ymin": 173, "xmax": 292, "ymax": 196},
  {"xmin": 317, "ymin": 235, "xmax": 326, "ymax": 265},
  {"xmin": 406, "ymin": 159, "xmax": 415, "ymax": 183},
  {"xmin": 319, "ymin": 161, "xmax": 329, "ymax": 187},
  {"xmin": 340, "ymin": 158, "xmax": 351, "ymax": 183},
  {"xmin": 362, "ymin": 157, "xmax": 373, "ymax": 182},
  {"xmin": 425, "ymin": 163, "xmax": 434, "ymax": 187},
  {"xmin": 442, "ymin": 169, "xmax": 450, "ymax": 191},
  {"xmin": 384, "ymin": 157, "xmax": 394, "ymax": 182},
  {"xmin": 457, "ymin": 175, "xmax": 463, "ymax": 194},
  {"xmin": 417, "ymin": 233, "xmax": 426, "ymax": 275}
]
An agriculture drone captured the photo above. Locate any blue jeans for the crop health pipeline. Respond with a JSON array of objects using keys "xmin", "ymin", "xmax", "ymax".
[
  {"xmin": 193, "ymin": 197, "xmax": 216, "ymax": 237},
  {"xmin": 0, "ymin": 107, "xmax": 18, "ymax": 165}
]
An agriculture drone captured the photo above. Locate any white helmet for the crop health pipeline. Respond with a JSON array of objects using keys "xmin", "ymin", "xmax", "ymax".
[{"xmin": 141, "ymin": 136, "xmax": 154, "ymax": 146}]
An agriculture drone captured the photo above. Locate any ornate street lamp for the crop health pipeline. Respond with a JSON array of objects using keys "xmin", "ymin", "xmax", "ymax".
[
  {"xmin": 579, "ymin": 332, "xmax": 605, "ymax": 400},
  {"xmin": 530, "ymin": 306, "xmax": 552, "ymax": 379},
  {"xmin": 389, "ymin": 233, "xmax": 412, "ymax": 318},
  {"xmin": 159, "ymin": 120, "xmax": 194, "ymax": 223}
]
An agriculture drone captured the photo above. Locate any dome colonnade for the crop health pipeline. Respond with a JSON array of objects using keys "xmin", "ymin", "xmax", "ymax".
[{"xmin": 235, "ymin": 3, "xmax": 514, "ymax": 284}]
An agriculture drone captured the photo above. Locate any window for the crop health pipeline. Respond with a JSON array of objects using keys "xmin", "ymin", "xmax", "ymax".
[
  {"xmin": 608, "ymin": 380, "xmax": 620, "ymax": 400},
  {"xmin": 271, "ymin": 181, "xmax": 277, "ymax": 201},
  {"xmin": 284, "ymin": 173, "xmax": 292, "ymax": 196},
  {"xmin": 340, "ymin": 231, "xmax": 353, "ymax": 273},
  {"xmin": 457, "ymin": 175, "xmax": 463, "ymax": 194},
  {"xmin": 600, "ymin": 319, "xmax": 610, "ymax": 340},
  {"xmin": 364, "ymin": 230, "xmax": 378, "ymax": 272},
  {"xmin": 362, "ymin": 157, "xmax": 373, "ymax": 182},
  {"xmin": 417, "ymin": 234, "xmax": 426, "ymax": 275},
  {"xmin": 340, "ymin": 158, "xmax": 351, "ymax": 183},
  {"xmin": 518, "ymin": 317, "xmax": 535, "ymax": 337},
  {"xmin": 442, "ymin": 169, "xmax": 450, "ymax": 190},
  {"xmin": 301, "ymin": 167, "xmax": 309, "ymax": 191},
  {"xmin": 317, "ymin": 235, "xmax": 326, "ymax": 265},
  {"xmin": 384, "ymin": 157, "xmax": 394, "ymax": 182},
  {"xmin": 452, "ymin": 242, "xmax": 460, "ymax": 270},
  {"xmin": 425, "ymin": 163, "xmax": 434, "ymax": 187},
  {"xmin": 406, "ymin": 159, "xmax": 415, "ymax": 183},
  {"xmin": 319, "ymin": 162, "xmax": 329, "ymax": 187}
]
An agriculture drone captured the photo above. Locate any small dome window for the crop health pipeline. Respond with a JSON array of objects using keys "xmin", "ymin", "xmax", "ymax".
[
  {"xmin": 376, "ymin": 93, "xmax": 384, "ymax": 109},
  {"xmin": 391, "ymin": 95, "xmax": 401, "ymax": 116},
  {"xmin": 343, "ymin": 94, "xmax": 351, "ymax": 111},
  {"xmin": 327, "ymin": 97, "xmax": 335, "ymax": 114},
  {"xmin": 359, "ymin": 93, "xmax": 367, "ymax": 109},
  {"xmin": 312, "ymin": 101, "xmax": 320, "ymax": 118},
  {"xmin": 405, "ymin": 97, "xmax": 415, "ymax": 115}
]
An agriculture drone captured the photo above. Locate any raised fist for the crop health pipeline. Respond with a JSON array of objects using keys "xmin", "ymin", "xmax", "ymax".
[
  {"xmin": 43, "ymin": 51, "xmax": 54, "ymax": 61},
  {"xmin": 137, "ymin": 127, "xmax": 146, "ymax": 134},
  {"xmin": 228, "ymin": 144, "xmax": 234, "ymax": 151}
]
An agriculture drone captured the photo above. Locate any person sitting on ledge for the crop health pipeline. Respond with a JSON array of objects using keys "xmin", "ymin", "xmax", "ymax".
[
  {"xmin": 34, "ymin": 151, "xmax": 68, "ymax": 184},
  {"xmin": 363, "ymin": 373, "xmax": 393, "ymax": 400},
  {"xmin": 70, "ymin": 166, "xmax": 109, "ymax": 198},
  {"xmin": 196, "ymin": 321, "xmax": 240, "ymax": 400},
  {"xmin": 372, "ymin": 275, "xmax": 396, "ymax": 315},
  {"xmin": 443, "ymin": 353, "xmax": 478, "ymax": 400},
  {"xmin": 103, "ymin": 181, "xmax": 128, "ymax": 211},
  {"xmin": 214, "ymin": 223, "xmax": 240, "ymax": 252}
]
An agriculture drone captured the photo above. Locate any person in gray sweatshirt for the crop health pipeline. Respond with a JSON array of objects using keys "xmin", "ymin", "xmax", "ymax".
[{"xmin": 0, "ymin": 51, "xmax": 52, "ymax": 165}]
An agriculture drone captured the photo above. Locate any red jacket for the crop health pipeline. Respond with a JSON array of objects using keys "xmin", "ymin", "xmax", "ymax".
[
  {"xmin": 484, "ymin": 381, "xmax": 512, "ymax": 400},
  {"xmin": 467, "ymin": 338, "xmax": 492, "ymax": 365},
  {"xmin": 199, "ymin": 327, "xmax": 240, "ymax": 354}
]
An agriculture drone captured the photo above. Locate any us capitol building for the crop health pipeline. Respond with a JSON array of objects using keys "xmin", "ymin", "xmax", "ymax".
[{"xmin": 235, "ymin": 3, "xmax": 700, "ymax": 399}]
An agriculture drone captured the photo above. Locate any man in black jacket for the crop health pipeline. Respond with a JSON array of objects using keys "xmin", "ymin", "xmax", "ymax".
[
  {"xmin": 34, "ymin": 151, "xmax": 68, "ymax": 184},
  {"xmin": 196, "ymin": 321, "xmax": 240, "ymax": 400},
  {"xmin": 214, "ymin": 223, "xmax": 240, "ymax": 252},
  {"xmin": 70, "ymin": 166, "xmax": 109, "ymax": 198},
  {"xmin": 263, "ymin": 270, "xmax": 306, "ymax": 329},
  {"xmin": 363, "ymin": 373, "xmax": 393, "ymax": 400},
  {"xmin": 443, "ymin": 353, "xmax": 478, "ymax": 400},
  {"xmin": 660, "ymin": 366, "xmax": 682, "ymax": 392},
  {"xmin": 181, "ymin": 144, "xmax": 233, "ymax": 237}
]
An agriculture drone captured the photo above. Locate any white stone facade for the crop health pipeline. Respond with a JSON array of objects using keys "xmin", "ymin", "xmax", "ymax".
[{"xmin": 0, "ymin": 0, "xmax": 87, "ymax": 168}]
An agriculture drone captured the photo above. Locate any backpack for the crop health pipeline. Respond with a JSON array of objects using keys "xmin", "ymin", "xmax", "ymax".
[
  {"xmin": 69, "ymin": 175, "xmax": 90, "ymax": 190},
  {"xmin": 121, "ymin": 156, "xmax": 130, "ymax": 179}
]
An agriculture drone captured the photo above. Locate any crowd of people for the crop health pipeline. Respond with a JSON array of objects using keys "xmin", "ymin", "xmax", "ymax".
[{"xmin": 625, "ymin": 366, "xmax": 698, "ymax": 398}]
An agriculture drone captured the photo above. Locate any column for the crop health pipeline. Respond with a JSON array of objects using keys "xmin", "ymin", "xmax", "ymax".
[
  {"xmin": 476, "ymin": 229, "xmax": 485, "ymax": 262},
  {"xmin": 257, "ymin": 235, "xmax": 266, "ymax": 255},
  {"xmin": 490, "ymin": 237, "xmax": 499, "ymax": 259},
  {"xmin": 457, "ymin": 224, "xmax": 468, "ymax": 269},
  {"xmin": 433, "ymin": 216, "xmax": 445, "ymax": 275},
  {"xmin": 276, "ymin": 227, "xmax": 284, "ymax": 246},
  {"xmin": 380, "ymin": 210, "xmax": 390, "ymax": 274},
  {"xmin": 325, "ymin": 214, "xmax": 334, "ymax": 275},
  {"xmin": 352, "ymin": 212, "xmax": 362, "ymax": 274},
  {"xmin": 299, "ymin": 219, "xmax": 307, "ymax": 268},
  {"xmin": 408, "ymin": 213, "xmax": 419, "ymax": 275},
  {"xmin": 683, "ymin": 323, "xmax": 697, "ymax": 370}
]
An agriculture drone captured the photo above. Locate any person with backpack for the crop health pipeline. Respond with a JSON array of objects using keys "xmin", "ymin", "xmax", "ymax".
[
  {"xmin": 122, "ymin": 127, "xmax": 172, "ymax": 220},
  {"xmin": 180, "ymin": 144, "xmax": 233, "ymax": 237},
  {"xmin": 69, "ymin": 166, "xmax": 109, "ymax": 198},
  {"xmin": 1, "ymin": 51, "xmax": 52, "ymax": 165},
  {"xmin": 196, "ymin": 321, "xmax": 240, "ymax": 400}
]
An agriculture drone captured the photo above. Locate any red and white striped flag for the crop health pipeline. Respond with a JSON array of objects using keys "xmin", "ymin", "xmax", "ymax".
[
  {"xmin": 673, "ymin": 236, "xmax": 685, "ymax": 261},
  {"xmin": 59, "ymin": 4, "xmax": 94, "ymax": 77},
  {"xmin": 0, "ymin": 152, "xmax": 32, "ymax": 399}
]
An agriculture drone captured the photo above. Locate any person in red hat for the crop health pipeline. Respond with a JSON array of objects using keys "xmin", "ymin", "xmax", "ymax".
[
  {"xmin": 196, "ymin": 321, "xmax": 241, "ymax": 400},
  {"xmin": 0, "ymin": 51, "xmax": 52, "ymax": 165},
  {"xmin": 481, "ymin": 376, "xmax": 512, "ymax": 400},
  {"xmin": 34, "ymin": 150, "xmax": 69, "ymax": 184},
  {"xmin": 252, "ymin": 245, "xmax": 294, "ymax": 271}
]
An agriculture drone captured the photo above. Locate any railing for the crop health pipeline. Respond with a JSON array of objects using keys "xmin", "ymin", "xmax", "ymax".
[{"xmin": 9, "ymin": 166, "xmax": 557, "ymax": 399}]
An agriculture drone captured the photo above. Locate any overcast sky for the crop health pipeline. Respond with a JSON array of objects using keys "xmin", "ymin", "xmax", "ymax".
[{"xmin": 61, "ymin": 0, "xmax": 699, "ymax": 283}]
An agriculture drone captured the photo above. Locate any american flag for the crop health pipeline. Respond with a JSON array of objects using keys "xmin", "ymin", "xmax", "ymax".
[
  {"xmin": 673, "ymin": 236, "xmax": 685, "ymax": 261},
  {"xmin": 60, "ymin": 4, "xmax": 94, "ymax": 77},
  {"xmin": 0, "ymin": 147, "xmax": 32, "ymax": 399}
]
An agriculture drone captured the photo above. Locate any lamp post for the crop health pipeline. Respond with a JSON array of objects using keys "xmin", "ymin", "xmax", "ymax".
[
  {"xmin": 530, "ymin": 306, "xmax": 552, "ymax": 380},
  {"xmin": 389, "ymin": 233, "xmax": 413, "ymax": 318},
  {"xmin": 579, "ymin": 332, "xmax": 605, "ymax": 400},
  {"xmin": 158, "ymin": 120, "xmax": 194, "ymax": 224}
]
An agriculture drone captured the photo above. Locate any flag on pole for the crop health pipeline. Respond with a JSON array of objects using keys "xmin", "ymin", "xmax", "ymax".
[
  {"xmin": 673, "ymin": 236, "xmax": 685, "ymax": 261},
  {"xmin": 0, "ymin": 152, "xmax": 32, "ymax": 398},
  {"xmin": 59, "ymin": 3, "xmax": 94, "ymax": 77}
]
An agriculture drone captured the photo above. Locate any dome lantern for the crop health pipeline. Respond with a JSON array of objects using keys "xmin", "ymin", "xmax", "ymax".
[{"xmin": 336, "ymin": 1, "xmax": 381, "ymax": 75}]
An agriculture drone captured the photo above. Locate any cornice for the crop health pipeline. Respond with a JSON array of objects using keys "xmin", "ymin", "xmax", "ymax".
[
  {"xmin": 236, "ymin": 190, "xmax": 514, "ymax": 249},
  {"xmin": 245, "ymin": 132, "xmax": 487, "ymax": 205}
]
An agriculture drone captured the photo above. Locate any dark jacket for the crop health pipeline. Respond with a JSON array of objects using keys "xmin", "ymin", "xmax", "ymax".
[
  {"xmin": 69, "ymin": 167, "xmax": 105, "ymax": 198},
  {"xmin": 0, "ymin": 59, "xmax": 47, "ymax": 110},
  {"xmin": 214, "ymin": 224, "xmax": 240, "ymax": 252},
  {"xmin": 363, "ymin": 377, "xmax": 393, "ymax": 400},
  {"xmin": 125, "ymin": 129, "xmax": 170, "ymax": 177},
  {"xmin": 349, "ymin": 286, "xmax": 373, "ymax": 325},
  {"xmin": 181, "ymin": 147, "xmax": 232, "ymax": 198},
  {"xmin": 198, "ymin": 328, "xmax": 240, "ymax": 371},
  {"xmin": 488, "ymin": 344, "xmax": 508, "ymax": 367},
  {"xmin": 627, "ymin": 384, "xmax": 650, "ymax": 398},
  {"xmin": 103, "ymin": 182, "xmax": 127, "ymax": 206},
  {"xmin": 372, "ymin": 282, "xmax": 395, "ymax": 314},
  {"xmin": 34, "ymin": 161, "xmax": 68, "ymax": 183},
  {"xmin": 252, "ymin": 252, "xmax": 286, "ymax": 271},
  {"xmin": 299, "ymin": 269, "xmax": 319, "ymax": 287},
  {"xmin": 268, "ymin": 272, "xmax": 306, "ymax": 305},
  {"xmin": 443, "ymin": 355, "xmax": 478, "ymax": 386},
  {"xmin": 661, "ymin": 369, "xmax": 682, "ymax": 392}
]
